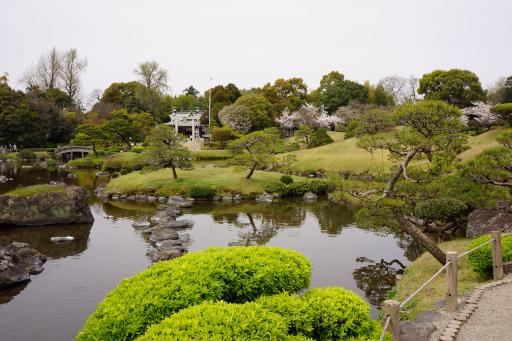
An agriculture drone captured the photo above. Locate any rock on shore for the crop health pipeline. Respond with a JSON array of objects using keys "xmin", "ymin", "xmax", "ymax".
[
  {"xmin": 467, "ymin": 201, "xmax": 512, "ymax": 237},
  {"xmin": 0, "ymin": 242, "xmax": 47, "ymax": 288},
  {"xmin": 0, "ymin": 185, "xmax": 94, "ymax": 226}
]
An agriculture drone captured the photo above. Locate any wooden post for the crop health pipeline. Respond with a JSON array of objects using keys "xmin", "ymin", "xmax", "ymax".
[
  {"xmin": 383, "ymin": 300, "xmax": 400, "ymax": 341},
  {"xmin": 446, "ymin": 251, "xmax": 458, "ymax": 312},
  {"xmin": 492, "ymin": 231, "xmax": 504, "ymax": 281}
]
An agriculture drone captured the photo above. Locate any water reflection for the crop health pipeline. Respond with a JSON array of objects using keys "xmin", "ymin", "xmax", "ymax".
[
  {"xmin": 0, "ymin": 224, "xmax": 92, "ymax": 259},
  {"xmin": 0, "ymin": 162, "xmax": 421, "ymax": 340},
  {"xmin": 353, "ymin": 257, "xmax": 406, "ymax": 307}
]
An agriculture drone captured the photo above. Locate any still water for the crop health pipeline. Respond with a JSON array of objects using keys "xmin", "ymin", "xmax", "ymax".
[{"xmin": 0, "ymin": 161, "xmax": 418, "ymax": 341}]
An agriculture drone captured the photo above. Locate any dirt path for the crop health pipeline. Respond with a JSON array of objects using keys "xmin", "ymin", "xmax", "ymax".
[{"xmin": 456, "ymin": 281, "xmax": 512, "ymax": 340}]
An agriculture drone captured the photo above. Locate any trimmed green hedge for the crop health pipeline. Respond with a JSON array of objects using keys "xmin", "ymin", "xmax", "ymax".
[
  {"xmin": 468, "ymin": 234, "xmax": 512, "ymax": 277},
  {"xmin": 188, "ymin": 185, "xmax": 216, "ymax": 198},
  {"xmin": 77, "ymin": 246, "xmax": 311, "ymax": 340},
  {"xmin": 136, "ymin": 301, "xmax": 294, "ymax": 340},
  {"xmin": 257, "ymin": 288, "xmax": 381, "ymax": 340},
  {"xmin": 265, "ymin": 179, "xmax": 328, "ymax": 197},
  {"xmin": 139, "ymin": 288, "xmax": 384, "ymax": 341},
  {"xmin": 414, "ymin": 197, "xmax": 467, "ymax": 222}
]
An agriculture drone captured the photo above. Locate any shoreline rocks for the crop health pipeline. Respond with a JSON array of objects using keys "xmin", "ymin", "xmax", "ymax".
[
  {"xmin": 255, "ymin": 193, "xmax": 273, "ymax": 203},
  {"xmin": 303, "ymin": 192, "xmax": 318, "ymax": 203},
  {"xmin": 0, "ymin": 185, "xmax": 94, "ymax": 227},
  {"xmin": 466, "ymin": 201, "xmax": 512, "ymax": 237},
  {"xmin": 0, "ymin": 242, "xmax": 47, "ymax": 288}
]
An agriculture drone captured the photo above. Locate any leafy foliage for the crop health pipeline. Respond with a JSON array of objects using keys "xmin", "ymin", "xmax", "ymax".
[
  {"xmin": 491, "ymin": 103, "xmax": 512, "ymax": 126},
  {"xmin": 229, "ymin": 128, "xmax": 282, "ymax": 179},
  {"xmin": 308, "ymin": 128, "xmax": 334, "ymax": 148},
  {"xmin": 137, "ymin": 301, "xmax": 291, "ymax": 341},
  {"xmin": 265, "ymin": 179, "xmax": 328, "ymax": 197},
  {"xmin": 234, "ymin": 93, "xmax": 275, "ymax": 131},
  {"xmin": 418, "ymin": 69, "xmax": 486, "ymax": 108},
  {"xmin": 281, "ymin": 174, "xmax": 294, "ymax": 184},
  {"xmin": 188, "ymin": 185, "xmax": 216, "ymax": 198},
  {"xmin": 468, "ymin": 234, "xmax": 512, "ymax": 277},
  {"xmin": 315, "ymin": 71, "xmax": 369, "ymax": 112},
  {"xmin": 414, "ymin": 198, "xmax": 467, "ymax": 222},
  {"xmin": 77, "ymin": 246, "xmax": 311, "ymax": 340}
]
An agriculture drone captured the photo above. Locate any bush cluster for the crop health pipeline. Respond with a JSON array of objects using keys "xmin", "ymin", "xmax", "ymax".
[
  {"xmin": 137, "ymin": 301, "xmax": 292, "ymax": 341},
  {"xmin": 414, "ymin": 197, "xmax": 467, "ymax": 222},
  {"xmin": 188, "ymin": 185, "xmax": 217, "ymax": 198},
  {"xmin": 280, "ymin": 174, "xmax": 294, "ymax": 184},
  {"xmin": 308, "ymin": 128, "xmax": 334, "ymax": 148},
  {"xmin": 468, "ymin": 234, "xmax": 512, "ymax": 277},
  {"xmin": 265, "ymin": 179, "xmax": 328, "ymax": 197},
  {"xmin": 17, "ymin": 149, "xmax": 37, "ymax": 159},
  {"xmin": 139, "ymin": 288, "xmax": 384, "ymax": 341},
  {"xmin": 77, "ymin": 246, "xmax": 311, "ymax": 340},
  {"xmin": 130, "ymin": 146, "xmax": 145, "ymax": 153}
]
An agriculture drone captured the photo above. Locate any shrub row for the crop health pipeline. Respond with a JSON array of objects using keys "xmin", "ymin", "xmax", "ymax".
[
  {"xmin": 188, "ymin": 185, "xmax": 216, "ymax": 198},
  {"xmin": 468, "ymin": 234, "xmax": 512, "ymax": 277},
  {"xmin": 77, "ymin": 246, "xmax": 311, "ymax": 340},
  {"xmin": 265, "ymin": 179, "xmax": 328, "ymax": 197},
  {"xmin": 138, "ymin": 288, "xmax": 384, "ymax": 341}
]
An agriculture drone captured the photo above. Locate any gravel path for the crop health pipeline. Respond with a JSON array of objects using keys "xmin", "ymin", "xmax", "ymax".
[{"xmin": 457, "ymin": 282, "xmax": 512, "ymax": 340}]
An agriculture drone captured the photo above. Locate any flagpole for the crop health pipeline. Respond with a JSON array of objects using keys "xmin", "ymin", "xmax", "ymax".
[{"xmin": 208, "ymin": 77, "xmax": 212, "ymax": 136}]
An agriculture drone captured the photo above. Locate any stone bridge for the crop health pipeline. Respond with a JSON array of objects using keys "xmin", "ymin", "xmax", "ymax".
[{"xmin": 55, "ymin": 146, "xmax": 93, "ymax": 160}]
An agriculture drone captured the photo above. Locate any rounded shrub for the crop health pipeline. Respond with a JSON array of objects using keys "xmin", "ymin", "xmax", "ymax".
[
  {"xmin": 309, "ymin": 128, "xmax": 334, "ymax": 148},
  {"xmin": 188, "ymin": 185, "xmax": 216, "ymax": 198},
  {"xmin": 130, "ymin": 146, "xmax": 145, "ymax": 153},
  {"xmin": 468, "ymin": 234, "xmax": 512, "ymax": 277},
  {"xmin": 414, "ymin": 197, "xmax": 467, "ymax": 222},
  {"xmin": 281, "ymin": 175, "xmax": 294, "ymax": 184},
  {"xmin": 256, "ymin": 288, "xmax": 382, "ymax": 340},
  {"xmin": 302, "ymin": 288, "xmax": 381, "ymax": 340},
  {"xmin": 77, "ymin": 246, "xmax": 311, "ymax": 340},
  {"xmin": 17, "ymin": 149, "xmax": 37, "ymax": 160},
  {"xmin": 137, "ymin": 301, "xmax": 292, "ymax": 341}
]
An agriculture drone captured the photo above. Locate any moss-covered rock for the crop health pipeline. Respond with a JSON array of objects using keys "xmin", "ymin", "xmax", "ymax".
[{"xmin": 0, "ymin": 185, "xmax": 93, "ymax": 226}]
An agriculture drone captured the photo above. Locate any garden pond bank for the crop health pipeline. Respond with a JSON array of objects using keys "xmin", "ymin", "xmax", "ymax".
[{"xmin": 0, "ymin": 161, "xmax": 418, "ymax": 340}]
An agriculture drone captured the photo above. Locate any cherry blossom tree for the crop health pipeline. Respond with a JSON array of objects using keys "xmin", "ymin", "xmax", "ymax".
[{"xmin": 461, "ymin": 101, "xmax": 500, "ymax": 127}]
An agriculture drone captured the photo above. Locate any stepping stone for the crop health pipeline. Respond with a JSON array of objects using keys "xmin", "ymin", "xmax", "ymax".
[
  {"xmin": 440, "ymin": 335, "xmax": 453, "ymax": 341},
  {"xmin": 150, "ymin": 228, "xmax": 179, "ymax": 242},
  {"xmin": 132, "ymin": 220, "xmax": 150, "ymax": 229},
  {"xmin": 445, "ymin": 327, "xmax": 458, "ymax": 333}
]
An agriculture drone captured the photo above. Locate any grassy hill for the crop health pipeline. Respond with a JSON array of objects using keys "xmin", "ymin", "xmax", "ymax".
[
  {"xmin": 106, "ymin": 166, "xmax": 299, "ymax": 197},
  {"xmin": 284, "ymin": 128, "xmax": 507, "ymax": 173}
]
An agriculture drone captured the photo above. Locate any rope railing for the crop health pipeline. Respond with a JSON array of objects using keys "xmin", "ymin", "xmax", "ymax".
[
  {"xmin": 379, "ymin": 230, "xmax": 508, "ymax": 341},
  {"xmin": 378, "ymin": 316, "xmax": 391, "ymax": 341}
]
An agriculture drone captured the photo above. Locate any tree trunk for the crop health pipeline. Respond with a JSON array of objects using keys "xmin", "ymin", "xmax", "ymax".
[
  {"xmin": 394, "ymin": 211, "xmax": 446, "ymax": 265},
  {"xmin": 92, "ymin": 144, "xmax": 97, "ymax": 156},
  {"xmin": 169, "ymin": 161, "xmax": 178, "ymax": 179},
  {"xmin": 246, "ymin": 160, "xmax": 257, "ymax": 179},
  {"xmin": 382, "ymin": 147, "xmax": 419, "ymax": 198}
]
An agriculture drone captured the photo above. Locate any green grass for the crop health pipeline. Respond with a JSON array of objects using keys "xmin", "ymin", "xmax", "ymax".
[
  {"xmin": 283, "ymin": 128, "xmax": 508, "ymax": 173},
  {"xmin": 458, "ymin": 127, "xmax": 506, "ymax": 162},
  {"xmin": 68, "ymin": 154, "xmax": 106, "ymax": 168},
  {"xmin": 191, "ymin": 149, "xmax": 233, "ymax": 160},
  {"xmin": 107, "ymin": 166, "xmax": 298, "ymax": 197},
  {"xmin": 283, "ymin": 131, "xmax": 395, "ymax": 173},
  {"xmin": 393, "ymin": 238, "xmax": 489, "ymax": 319},
  {"xmin": 5, "ymin": 184, "xmax": 66, "ymax": 197}
]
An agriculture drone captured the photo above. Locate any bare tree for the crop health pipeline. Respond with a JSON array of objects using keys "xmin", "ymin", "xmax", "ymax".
[
  {"xmin": 22, "ymin": 47, "xmax": 61, "ymax": 90},
  {"xmin": 406, "ymin": 75, "xmax": 419, "ymax": 102},
  {"xmin": 60, "ymin": 48, "xmax": 87, "ymax": 99},
  {"xmin": 380, "ymin": 76, "xmax": 406, "ymax": 104},
  {"xmin": 133, "ymin": 61, "xmax": 168, "ymax": 94},
  {"xmin": 380, "ymin": 75, "xmax": 419, "ymax": 104}
]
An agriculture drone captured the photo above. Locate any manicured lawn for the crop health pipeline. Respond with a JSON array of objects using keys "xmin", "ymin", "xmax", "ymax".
[
  {"xmin": 106, "ymin": 166, "xmax": 297, "ymax": 197},
  {"xmin": 458, "ymin": 127, "xmax": 506, "ymax": 162},
  {"xmin": 283, "ymin": 131, "xmax": 395, "ymax": 173},
  {"xmin": 393, "ymin": 238, "xmax": 488, "ymax": 319},
  {"xmin": 191, "ymin": 149, "xmax": 233, "ymax": 160},
  {"xmin": 283, "ymin": 128, "xmax": 508, "ymax": 173},
  {"xmin": 5, "ymin": 184, "xmax": 66, "ymax": 197}
]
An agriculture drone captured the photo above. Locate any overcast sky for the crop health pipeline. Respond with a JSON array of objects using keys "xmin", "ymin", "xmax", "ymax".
[{"xmin": 1, "ymin": 0, "xmax": 511, "ymax": 99}]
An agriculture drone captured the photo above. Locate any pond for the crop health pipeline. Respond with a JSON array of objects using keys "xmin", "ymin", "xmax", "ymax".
[{"xmin": 0, "ymin": 161, "xmax": 419, "ymax": 341}]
